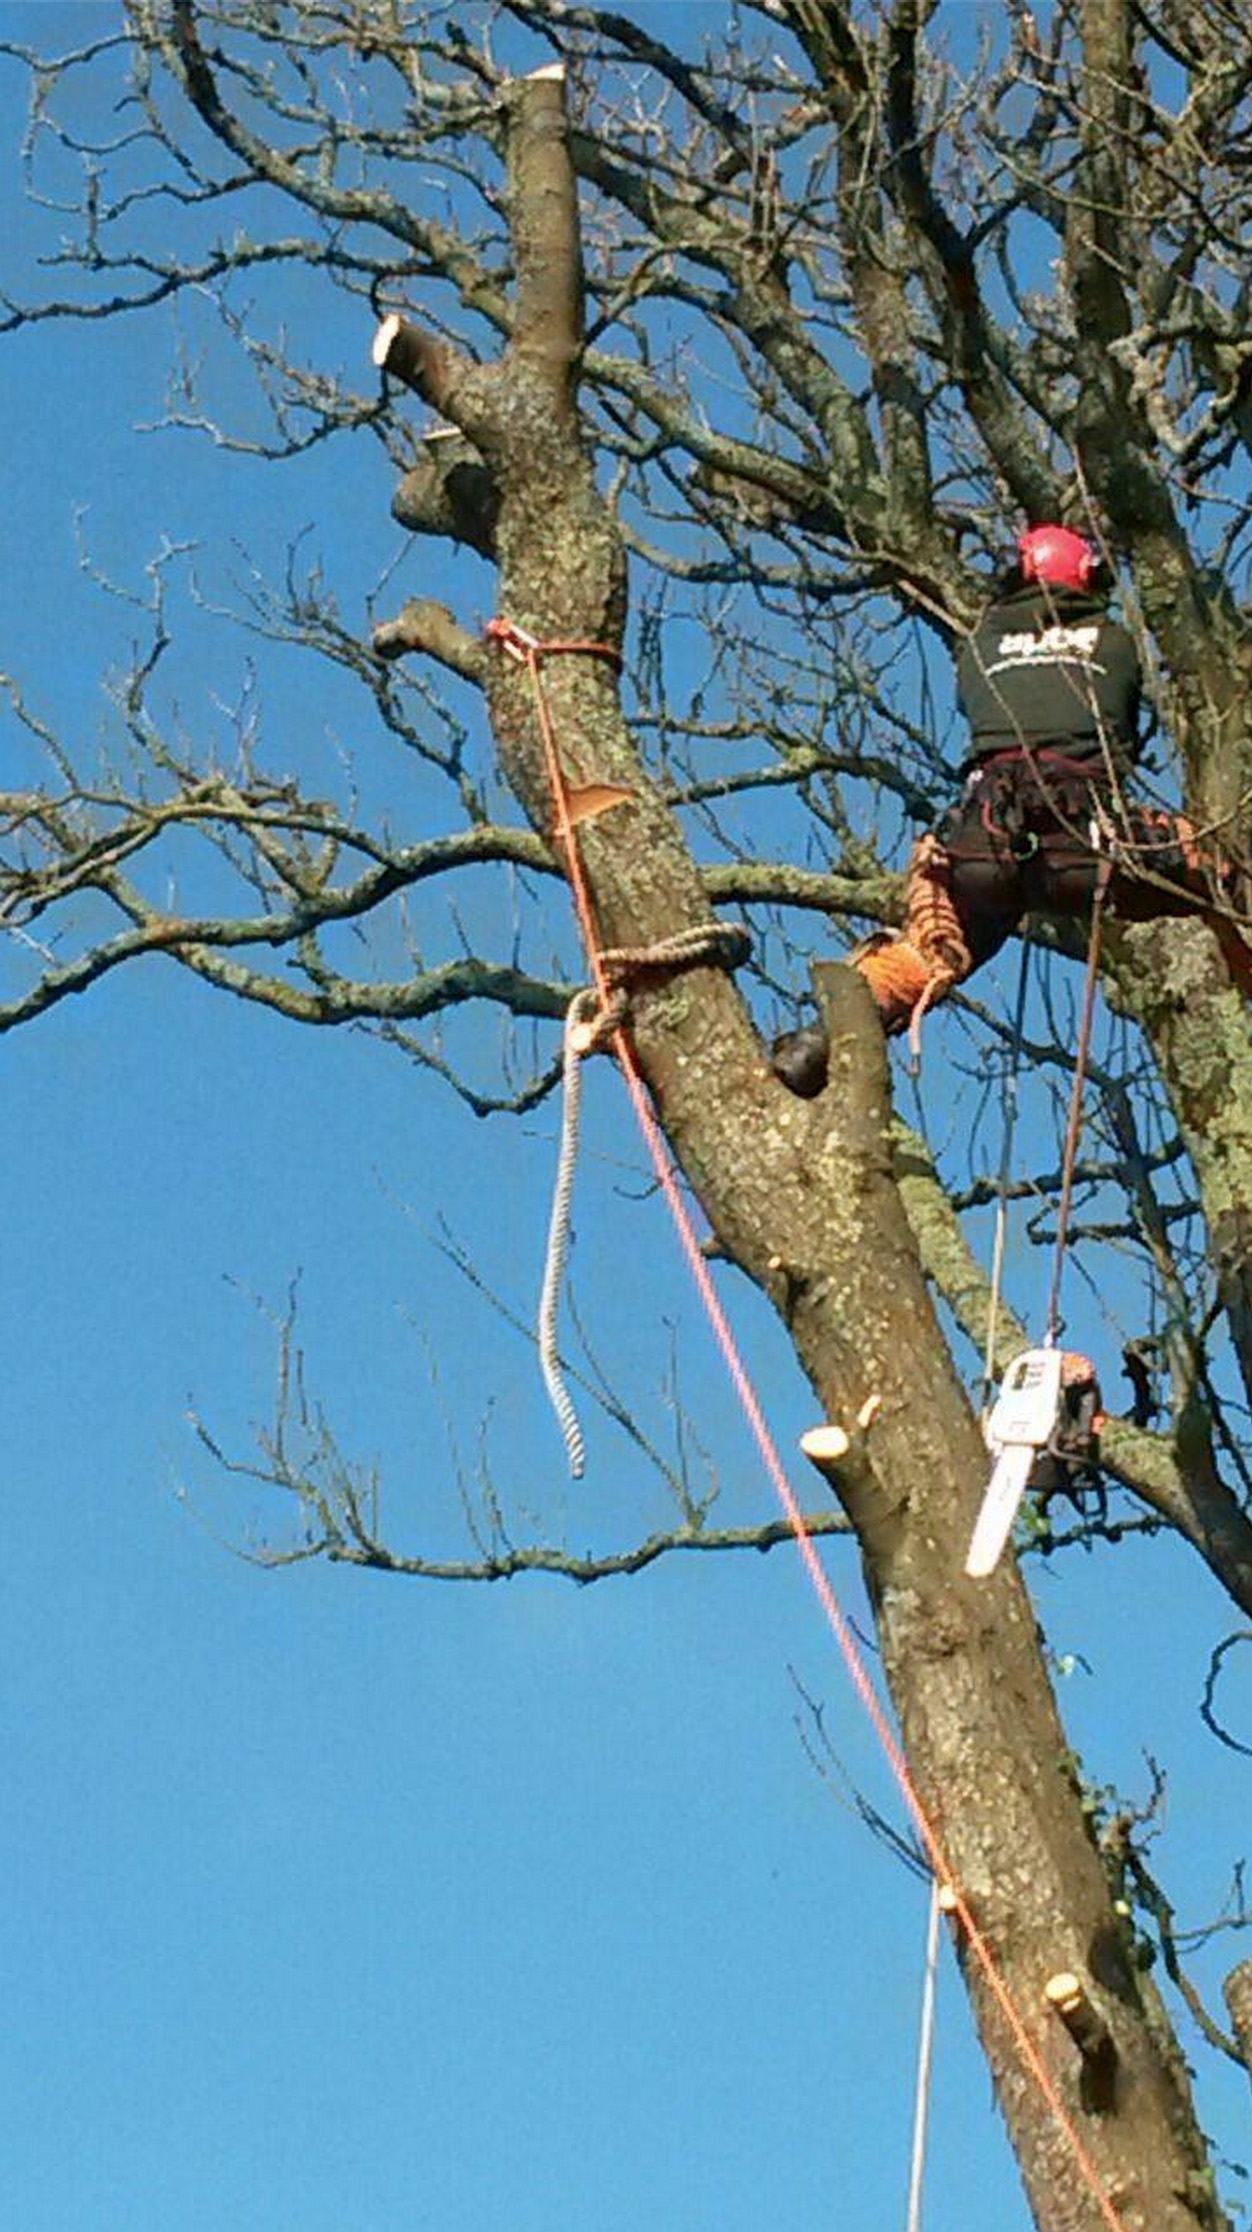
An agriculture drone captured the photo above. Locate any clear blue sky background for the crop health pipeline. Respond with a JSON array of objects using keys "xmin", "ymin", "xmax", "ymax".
[{"xmin": 0, "ymin": 6, "xmax": 1249, "ymax": 2228}]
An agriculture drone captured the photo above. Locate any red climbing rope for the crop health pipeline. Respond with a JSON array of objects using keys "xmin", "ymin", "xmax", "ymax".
[{"xmin": 487, "ymin": 614, "xmax": 1132, "ymax": 2232}]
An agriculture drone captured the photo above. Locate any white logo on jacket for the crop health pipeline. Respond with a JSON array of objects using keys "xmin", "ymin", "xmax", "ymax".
[{"xmin": 985, "ymin": 623, "xmax": 1104, "ymax": 677}]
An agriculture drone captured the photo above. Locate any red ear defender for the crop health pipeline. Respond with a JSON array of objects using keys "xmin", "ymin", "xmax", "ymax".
[{"xmin": 1017, "ymin": 524, "xmax": 1097, "ymax": 591}]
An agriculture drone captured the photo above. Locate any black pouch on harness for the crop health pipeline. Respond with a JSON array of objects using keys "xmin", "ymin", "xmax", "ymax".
[
  {"xmin": 983, "ymin": 756, "xmax": 1105, "ymax": 870},
  {"xmin": 943, "ymin": 761, "xmax": 1039, "ymax": 864}
]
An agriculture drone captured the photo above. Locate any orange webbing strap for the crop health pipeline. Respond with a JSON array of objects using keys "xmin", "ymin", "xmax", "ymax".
[{"xmin": 487, "ymin": 615, "xmax": 1132, "ymax": 2232}]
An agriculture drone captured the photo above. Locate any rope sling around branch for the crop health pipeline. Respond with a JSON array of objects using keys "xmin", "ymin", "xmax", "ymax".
[{"xmin": 487, "ymin": 614, "xmax": 1133, "ymax": 2232}]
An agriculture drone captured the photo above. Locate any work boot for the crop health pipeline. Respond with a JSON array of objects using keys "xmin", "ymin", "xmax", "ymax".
[
  {"xmin": 770, "ymin": 1022, "xmax": 830, "ymax": 1098},
  {"xmin": 771, "ymin": 936, "xmax": 948, "ymax": 1095}
]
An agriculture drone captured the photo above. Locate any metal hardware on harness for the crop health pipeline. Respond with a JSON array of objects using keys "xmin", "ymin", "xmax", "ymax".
[{"xmin": 966, "ymin": 1346, "xmax": 1064, "ymax": 1578}]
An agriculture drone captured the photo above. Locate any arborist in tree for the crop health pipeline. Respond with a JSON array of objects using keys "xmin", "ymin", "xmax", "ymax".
[{"xmin": 775, "ymin": 522, "xmax": 1242, "ymax": 1092}]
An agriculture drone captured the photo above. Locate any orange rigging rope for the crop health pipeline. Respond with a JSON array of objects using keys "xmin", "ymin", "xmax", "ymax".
[{"xmin": 487, "ymin": 616, "xmax": 1132, "ymax": 2232}]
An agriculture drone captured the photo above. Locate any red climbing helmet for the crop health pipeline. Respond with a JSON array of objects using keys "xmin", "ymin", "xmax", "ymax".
[{"xmin": 1017, "ymin": 523, "xmax": 1097, "ymax": 592}]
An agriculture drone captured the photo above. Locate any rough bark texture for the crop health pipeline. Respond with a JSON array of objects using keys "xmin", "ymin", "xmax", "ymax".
[
  {"xmin": 1110, "ymin": 920, "xmax": 1252, "ymax": 1419},
  {"xmin": 373, "ymin": 68, "xmax": 1228, "ymax": 2232},
  {"xmin": 390, "ymin": 435, "xmax": 499, "ymax": 556}
]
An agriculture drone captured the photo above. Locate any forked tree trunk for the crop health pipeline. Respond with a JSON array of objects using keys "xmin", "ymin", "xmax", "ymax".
[{"xmin": 376, "ymin": 68, "xmax": 1228, "ymax": 2232}]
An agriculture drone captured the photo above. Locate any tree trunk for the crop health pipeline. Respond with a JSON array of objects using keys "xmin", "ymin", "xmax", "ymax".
[
  {"xmin": 1111, "ymin": 918, "xmax": 1252, "ymax": 1420},
  {"xmin": 381, "ymin": 66, "xmax": 1229, "ymax": 2232}
]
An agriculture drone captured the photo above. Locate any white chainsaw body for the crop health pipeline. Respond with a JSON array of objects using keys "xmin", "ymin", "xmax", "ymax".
[{"xmin": 965, "ymin": 1347, "xmax": 1063, "ymax": 1578}]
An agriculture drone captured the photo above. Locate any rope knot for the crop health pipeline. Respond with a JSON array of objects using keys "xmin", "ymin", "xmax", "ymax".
[
  {"xmin": 566, "ymin": 984, "xmax": 628, "ymax": 1058},
  {"xmin": 485, "ymin": 616, "xmax": 623, "ymax": 672}
]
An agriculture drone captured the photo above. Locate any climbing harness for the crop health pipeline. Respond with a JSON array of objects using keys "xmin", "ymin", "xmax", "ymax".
[{"xmin": 487, "ymin": 614, "xmax": 1135, "ymax": 2232}]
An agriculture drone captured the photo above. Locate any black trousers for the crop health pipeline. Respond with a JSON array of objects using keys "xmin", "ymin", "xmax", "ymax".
[{"xmin": 936, "ymin": 750, "xmax": 1221, "ymax": 972}]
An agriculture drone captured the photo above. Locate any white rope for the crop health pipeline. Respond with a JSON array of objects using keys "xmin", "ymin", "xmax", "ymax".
[
  {"xmin": 535, "ymin": 923, "xmax": 751, "ymax": 1479},
  {"xmin": 982, "ymin": 1189, "xmax": 1011, "ymax": 1399},
  {"xmin": 905, "ymin": 1874, "xmax": 942, "ymax": 2232},
  {"xmin": 538, "ymin": 991, "xmax": 601, "ymax": 1480},
  {"xmin": 599, "ymin": 921, "xmax": 750, "ymax": 981}
]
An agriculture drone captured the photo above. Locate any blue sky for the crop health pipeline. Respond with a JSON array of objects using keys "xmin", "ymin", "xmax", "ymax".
[{"xmin": 0, "ymin": 7, "xmax": 1250, "ymax": 2228}]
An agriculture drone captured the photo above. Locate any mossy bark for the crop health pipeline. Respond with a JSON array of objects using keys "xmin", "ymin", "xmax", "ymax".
[{"xmin": 1110, "ymin": 919, "xmax": 1252, "ymax": 1420}]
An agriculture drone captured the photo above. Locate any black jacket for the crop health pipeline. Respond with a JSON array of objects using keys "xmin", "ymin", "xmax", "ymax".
[{"xmin": 956, "ymin": 586, "xmax": 1142, "ymax": 772}]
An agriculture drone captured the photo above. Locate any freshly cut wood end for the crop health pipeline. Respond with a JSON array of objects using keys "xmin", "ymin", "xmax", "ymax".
[
  {"xmin": 1045, "ymin": 1971, "xmax": 1083, "ymax": 2012},
  {"xmin": 1044, "ymin": 1968, "xmax": 1116, "ymax": 2074},
  {"xmin": 372, "ymin": 313, "xmax": 403, "ymax": 368},
  {"xmin": 799, "ymin": 1424, "xmax": 850, "ymax": 1468},
  {"xmin": 526, "ymin": 63, "xmax": 566, "ymax": 82}
]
